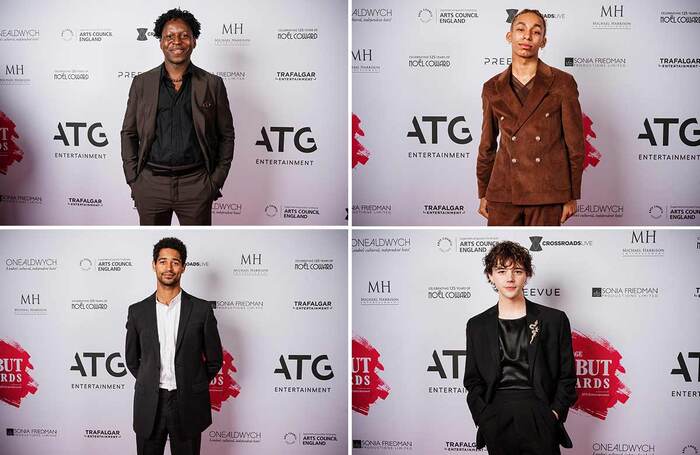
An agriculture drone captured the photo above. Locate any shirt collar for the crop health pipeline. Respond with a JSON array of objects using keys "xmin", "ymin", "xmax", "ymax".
[{"xmin": 156, "ymin": 290, "xmax": 182, "ymax": 309}]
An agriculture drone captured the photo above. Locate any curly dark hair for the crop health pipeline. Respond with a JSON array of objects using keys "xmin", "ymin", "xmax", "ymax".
[
  {"xmin": 511, "ymin": 8, "xmax": 547, "ymax": 36},
  {"xmin": 153, "ymin": 237, "xmax": 187, "ymax": 264},
  {"xmin": 483, "ymin": 241, "xmax": 533, "ymax": 280},
  {"xmin": 153, "ymin": 8, "xmax": 201, "ymax": 39}
]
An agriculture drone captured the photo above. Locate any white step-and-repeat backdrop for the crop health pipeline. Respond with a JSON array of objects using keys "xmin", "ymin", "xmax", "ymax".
[
  {"xmin": 352, "ymin": 0, "xmax": 700, "ymax": 226},
  {"xmin": 0, "ymin": 0, "xmax": 348, "ymax": 225},
  {"xmin": 352, "ymin": 229, "xmax": 700, "ymax": 454},
  {"xmin": 0, "ymin": 229, "xmax": 348, "ymax": 454}
]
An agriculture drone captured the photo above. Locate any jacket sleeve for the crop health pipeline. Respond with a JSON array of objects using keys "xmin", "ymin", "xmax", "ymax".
[
  {"xmin": 476, "ymin": 83, "xmax": 499, "ymax": 199},
  {"xmin": 551, "ymin": 311, "xmax": 578, "ymax": 421},
  {"xmin": 120, "ymin": 77, "xmax": 140, "ymax": 185},
  {"xmin": 464, "ymin": 319, "xmax": 488, "ymax": 425},
  {"xmin": 211, "ymin": 77, "xmax": 235, "ymax": 194},
  {"xmin": 203, "ymin": 302, "xmax": 224, "ymax": 381},
  {"xmin": 125, "ymin": 305, "xmax": 140, "ymax": 379},
  {"xmin": 561, "ymin": 75, "xmax": 585, "ymax": 200}
]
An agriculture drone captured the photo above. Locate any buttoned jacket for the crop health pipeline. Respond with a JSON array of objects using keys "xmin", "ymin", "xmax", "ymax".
[{"xmin": 476, "ymin": 60, "xmax": 585, "ymax": 205}]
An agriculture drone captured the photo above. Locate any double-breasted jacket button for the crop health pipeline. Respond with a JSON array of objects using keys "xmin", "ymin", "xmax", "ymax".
[
  {"xmin": 511, "ymin": 158, "xmax": 517, "ymax": 163},
  {"xmin": 500, "ymin": 116, "xmax": 505, "ymax": 121},
  {"xmin": 535, "ymin": 136, "xmax": 541, "ymax": 141},
  {"xmin": 545, "ymin": 112, "xmax": 550, "ymax": 118},
  {"xmin": 535, "ymin": 157, "xmax": 541, "ymax": 163},
  {"xmin": 511, "ymin": 135, "xmax": 517, "ymax": 141}
]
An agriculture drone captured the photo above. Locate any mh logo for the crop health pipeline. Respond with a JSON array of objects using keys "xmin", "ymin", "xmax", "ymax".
[
  {"xmin": 529, "ymin": 236, "xmax": 543, "ymax": 251},
  {"xmin": 222, "ymin": 23, "xmax": 243, "ymax": 35}
]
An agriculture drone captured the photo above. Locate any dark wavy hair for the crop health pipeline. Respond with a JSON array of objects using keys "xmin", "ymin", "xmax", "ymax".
[
  {"xmin": 153, "ymin": 8, "xmax": 201, "ymax": 39},
  {"xmin": 153, "ymin": 237, "xmax": 187, "ymax": 264},
  {"xmin": 483, "ymin": 241, "xmax": 534, "ymax": 281},
  {"xmin": 511, "ymin": 8, "xmax": 547, "ymax": 36}
]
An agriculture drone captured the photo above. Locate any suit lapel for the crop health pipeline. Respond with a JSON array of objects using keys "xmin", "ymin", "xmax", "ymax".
[
  {"xmin": 190, "ymin": 64, "xmax": 209, "ymax": 157},
  {"xmin": 145, "ymin": 292, "xmax": 161, "ymax": 363},
  {"xmin": 526, "ymin": 299, "xmax": 542, "ymax": 383},
  {"xmin": 513, "ymin": 60, "xmax": 554, "ymax": 134},
  {"xmin": 495, "ymin": 66, "xmax": 520, "ymax": 118},
  {"xmin": 484, "ymin": 304, "xmax": 501, "ymax": 376},
  {"xmin": 175, "ymin": 290, "xmax": 194, "ymax": 355},
  {"xmin": 144, "ymin": 66, "xmax": 160, "ymax": 139}
]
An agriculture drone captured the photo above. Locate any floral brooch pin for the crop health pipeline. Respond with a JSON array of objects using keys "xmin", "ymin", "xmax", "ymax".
[{"xmin": 529, "ymin": 320, "xmax": 539, "ymax": 344}]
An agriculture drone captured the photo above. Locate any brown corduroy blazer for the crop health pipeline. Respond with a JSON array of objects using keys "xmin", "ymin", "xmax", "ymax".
[
  {"xmin": 120, "ymin": 64, "xmax": 235, "ymax": 200},
  {"xmin": 476, "ymin": 60, "xmax": 585, "ymax": 205}
]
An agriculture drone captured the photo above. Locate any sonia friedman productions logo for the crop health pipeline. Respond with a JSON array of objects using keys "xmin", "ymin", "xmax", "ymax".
[
  {"xmin": 0, "ymin": 339, "xmax": 38, "ymax": 408},
  {"xmin": 209, "ymin": 349, "xmax": 240, "ymax": 411},
  {"xmin": 572, "ymin": 331, "xmax": 630, "ymax": 420},
  {"xmin": 352, "ymin": 335, "xmax": 390, "ymax": 415}
]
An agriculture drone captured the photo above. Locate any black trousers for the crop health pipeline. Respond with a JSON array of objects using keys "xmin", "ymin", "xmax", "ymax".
[
  {"xmin": 136, "ymin": 389, "xmax": 201, "ymax": 455},
  {"xmin": 480, "ymin": 390, "xmax": 560, "ymax": 455}
]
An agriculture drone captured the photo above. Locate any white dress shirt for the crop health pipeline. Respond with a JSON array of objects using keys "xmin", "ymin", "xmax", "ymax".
[{"xmin": 155, "ymin": 291, "xmax": 181, "ymax": 391}]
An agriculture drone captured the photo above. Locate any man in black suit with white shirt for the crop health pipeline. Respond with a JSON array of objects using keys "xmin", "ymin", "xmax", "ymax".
[
  {"xmin": 464, "ymin": 241, "xmax": 577, "ymax": 454},
  {"xmin": 125, "ymin": 237, "xmax": 222, "ymax": 455}
]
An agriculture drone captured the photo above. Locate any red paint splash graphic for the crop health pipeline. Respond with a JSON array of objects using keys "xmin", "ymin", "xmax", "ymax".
[
  {"xmin": 209, "ymin": 349, "xmax": 240, "ymax": 411},
  {"xmin": 0, "ymin": 111, "xmax": 24, "ymax": 174},
  {"xmin": 0, "ymin": 339, "xmax": 38, "ymax": 408},
  {"xmin": 352, "ymin": 335, "xmax": 390, "ymax": 415},
  {"xmin": 352, "ymin": 113, "xmax": 371, "ymax": 168},
  {"xmin": 582, "ymin": 111, "xmax": 600, "ymax": 170},
  {"xmin": 571, "ymin": 331, "xmax": 630, "ymax": 420}
]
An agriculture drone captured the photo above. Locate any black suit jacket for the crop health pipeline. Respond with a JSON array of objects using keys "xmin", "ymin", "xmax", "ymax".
[
  {"xmin": 125, "ymin": 291, "xmax": 223, "ymax": 438},
  {"xmin": 464, "ymin": 299, "xmax": 577, "ymax": 449},
  {"xmin": 120, "ymin": 64, "xmax": 235, "ymax": 200}
]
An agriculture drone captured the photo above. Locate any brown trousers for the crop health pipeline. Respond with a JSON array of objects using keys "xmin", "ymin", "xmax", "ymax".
[
  {"xmin": 131, "ymin": 167, "xmax": 214, "ymax": 226},
  {"xmin": 487, "ymin": 201, "xmax": 563, "ymax": 226}
]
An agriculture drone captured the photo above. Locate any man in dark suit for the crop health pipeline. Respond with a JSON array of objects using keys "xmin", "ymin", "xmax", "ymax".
[
  {"xmin": 464, "ymin": 241, "xmax": 577, "ymax": 454},
  {"xmin": 476, "ymin": 9, "xmax": 585, "ymax": 226},
  {"xmin": 125, "ymin": 237, "xmax": 223, "ymax": 455},
  {"xmin": 121, "ymin": 8, "xmax": 235, "ymax": 225}
]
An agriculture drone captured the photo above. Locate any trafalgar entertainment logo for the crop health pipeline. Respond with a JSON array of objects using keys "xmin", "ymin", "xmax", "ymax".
[
  {"xmin": 0, "ymin": 339, "xmax": 38, "ymax": 408},
  {"xmin": 622, "ymin": 230, "xmax": 664, "ymax": 258},
  {"xmin": 273, "ymin": 354, "xmax": 335, "ymax": 394},
  {"xmin": 427, "ymin": 348, "xmax": 467, "ymax": 395},
  {"xmin": 53, "ymin": 69, "xmax": 90, "ymax": 81},
  {"xmin": 352, "ymin": 8, "xmax": 393, "ymax": 23},
  {"xmin": 283, "ymin": 431, "xmax": 338, "ymax": 447},
  {"xmin": 0, "ymin": 111, "xmax": 24, "ymax": 174},
  {"xmin": 0, "ymin": 28, "xmax": 39, "ymax": 41},
  {"xmin": 60, "ymin": 28, "xmax": 113, "ymax": 43},
  {"xmin": 212, "ymin": 200, "xmax": 242, "ymax": 215},
  {"xmin": 275, "ymin": 70, "xmax": 316, "ymax": 82},
  {"xmin": 660, "ymin": 10, "xmax": 700, "ymax": 24},
  {"xmin": 352, "ymin": 236, "xmax": 411, "ymax": 253},
  {"xmin": 591, "ymin": 442, "xmax": 656, "ymax": 455},
  {"xmin": 233, "ymin": 252, "xmax": 268, "ymax": 277},
  {"xmin": 215, "ymin": 22, "xmax": 250, "ymax": 46},
  {"xmin": 658, "ymin": 57, "xmax": 700, "ymax": 69},
  {"xmin": 79, "ymin": 257, "xmax": 133, "ymax": 272},
  {"xmin": 215, "ymin": 70, "xmax": 246, "ymax": 81},
  {"xmin": 67, "ymin": 196, "xmax": 103, "ymax": 207},
  {"xmin": 353, "ymin": 335, "xmax": 390, "ymax": 415},
  {"xmin": 53, "ymin": 121, "xmax": 108, "ymax": 160},
  {"xmin": 427, "ymin": 285, "xmax": 471, "ymax": 302},
  {"xmin": 13, "ymin": 292, "xmax": 46, "ymax": 316},
  {"xmin": 1, "ymin": 63, "xmax": 30, "ymax": 86},
  {"xmin": 70, "ymin": 298, "xmax": 108, "ymax": 312},
  {"xmin": 483, "ymin": 56, "xmax": 512, "ymax": 66},
  {"xmin": 360, "ymin": 280, "xmax": 398, "ymax": 306},
  {"xmin": 83, "ymin": 428, "xmax": 121, "ymax": 439},
  {"xmin": 210, "ymin": 349, "xmax": 241, "ymax": 411},
  {"xmin": 293, "ymin": 258, "xmax": 334, "ymax": 271},
  {"xmin": 528, "ymin": 236, "xmax": 593, "ymax": 251},
  {"xmin": 255, "ymin": 125, "xmax": 317, "ymax": 167},
  {"xmin": 422, "ymin": 203, "xmax": 465, "ymax": 215},
  {"xmin": 209, "ymin": 429, "xmax": 262, "ymax": 445},
  {"xmin": 69, "ymin": 350, "xmax": 127, "ymax": 391},
  {"xmin": 293, "ymin": 299, "xmax": 333, "ymax": 311},
  {"xmin": 352, "ymin": 48, "xmax": 380, "ymax": 74},
  {"xmin": 5, "ymin": 257, "xmax": 57, "ymax": 272},
  {"xmin": 593, "ymin": 4, "xmax": 630, "ymax": 30},
  {"xmin": 215, "ymin": 299, "xmax": 264, "ymax": 311},
  {"xmin": 407, "ymin": 115, "xmax": 472, "ymax": 160},
  {"xmin": 277, "ymin": 27, "xmax": 318, "ymax": 40},
  {"xmin": 408, "ymin": 53, "xmax": 451, "ymax": 69},
  {"xmin": 418, "ymin": 8, "xmax": 478, "ymax": 25},
  {"xmin": 564, "ymin": 56, "xmax": 627, "ymax": 68},
  {"xmin": 443, "ymin": 440, "xmax": 484, "ymax": 452},
  {"xmin": 572, "ymin": 331, "xmax": 630, "ymax": 420},
  {"xmin": 591, "ymin": 286, "xmax": 660, "ymax": 299},
  {"xmin": 670, "ymin": 351, "xmax": 700, "ymax": 399}
]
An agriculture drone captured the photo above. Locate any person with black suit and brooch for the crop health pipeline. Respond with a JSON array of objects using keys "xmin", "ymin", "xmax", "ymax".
[
  {"xmin": 464, "ymin": 241, "xmax": 577, "ymax": 454},
  {"xmin": 125, "ymin": 237, "xmax": 223, "ymax": 455}
]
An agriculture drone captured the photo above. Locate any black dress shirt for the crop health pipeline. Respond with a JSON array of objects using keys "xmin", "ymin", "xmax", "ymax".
[
  {"xmin": 496, "ymin": 316, "xmax": 533, "ymax": 390},
  {"xmin": 148, "ymin": 64, "xmax": 204, "ymax": 170}
]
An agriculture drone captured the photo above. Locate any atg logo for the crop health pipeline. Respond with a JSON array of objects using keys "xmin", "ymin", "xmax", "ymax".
[
  {"xmin": 638, "ymin": 118, "xmax": 700, "ymax": 146},
  {"xmin": 274, "ymin": 355, "xmax": 334, "ymax": 380},
  {"xmin": 671, "ymin": 352, "xmax": 700, "ymax": 382},
  {"xmin": 54, "ymin": 122, "xmax": 108, "ymax": 147},
  {"xmin": 407, "ymin": 116, "xmax": 472, "ymax": 144},
  {"xmin": 256, "ymin": 126, "xmax": 316, "ymax": 153},
  {"xmin": 70, "ymin": 352, "xmax": 126, "ymax": 377}
]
